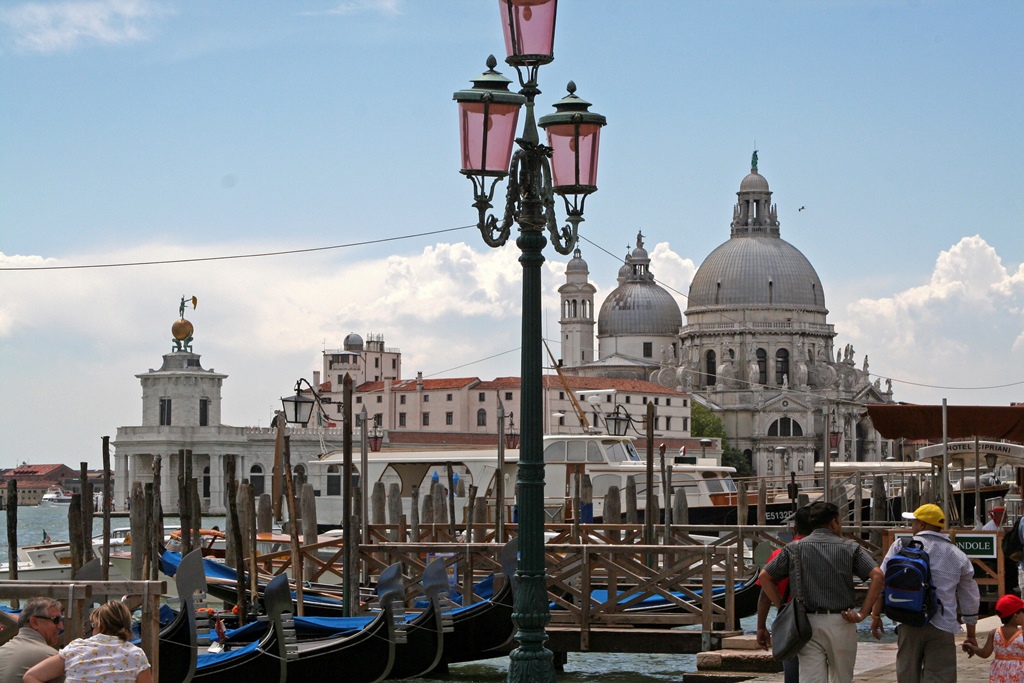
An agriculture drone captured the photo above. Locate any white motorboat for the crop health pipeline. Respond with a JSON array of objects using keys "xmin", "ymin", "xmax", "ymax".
[
  {"xmin": 39, "ymin": 486, "xmax": 73, "ymax": 506},
  {"xmin": 0, "ymin": 542, "xmax": 74, "ymax": 580}
]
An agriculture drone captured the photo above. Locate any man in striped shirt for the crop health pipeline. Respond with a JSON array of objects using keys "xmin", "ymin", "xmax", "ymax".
[
  {"xmin": 760, "ymin": 501, "xmax": 884, "ymax": 683},
  {"xmin": 871, "ymin": 503, "xmax": 980, "ymax": 683}
]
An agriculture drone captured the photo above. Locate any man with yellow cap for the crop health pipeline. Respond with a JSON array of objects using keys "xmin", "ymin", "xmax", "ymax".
[{"xmin": 871, "ymin": 503, "xmax": 980, "ymax": 683}]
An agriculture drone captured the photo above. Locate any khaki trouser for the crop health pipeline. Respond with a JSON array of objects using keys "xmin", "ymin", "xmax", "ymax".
[
  {"xmin": 798, "ymin": 613, "xmax": 858, "ymax": 683},
  {"xmin": 895, "ymin": 623, "xmax": 957, "ymax": 683}
]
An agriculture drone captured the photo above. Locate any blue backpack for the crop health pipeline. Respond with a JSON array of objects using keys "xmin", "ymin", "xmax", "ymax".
[{"xmin": 882, "ymin": 537, "xmax": 940, "ymax": 627}]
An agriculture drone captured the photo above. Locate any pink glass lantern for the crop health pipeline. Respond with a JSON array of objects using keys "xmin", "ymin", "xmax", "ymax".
[
  {"xmin": 499, "ymin": 0, "xmax": 557, "ymax": 67},
  {"xmin": 454, "ymin": 56, "xmax": 526, "ymax": 177},
  {"xmin": 539, "ymin": 82, "xmax": 606, "ymax": 196}
]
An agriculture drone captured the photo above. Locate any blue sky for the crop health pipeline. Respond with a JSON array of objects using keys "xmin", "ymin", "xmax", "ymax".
[{"xmin": 1, "ymin": 1, "xmax": 1022, "ymax": 468}]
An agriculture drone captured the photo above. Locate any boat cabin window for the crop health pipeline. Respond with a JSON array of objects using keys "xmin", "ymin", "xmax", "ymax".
[
  {"xmin": 603, "ymin": 439, "xmax": 640, "ymax": 463},
  {"xmin": 702, "ymin": 470, "xmax": 737, "ymax": 493},
  {"xmin": 544, "ymin": 441, "xmax": 566, "ymax": 462},
  {"xmin": 567, "ymin": 441, "xmax": 586, "ymax": 461}
]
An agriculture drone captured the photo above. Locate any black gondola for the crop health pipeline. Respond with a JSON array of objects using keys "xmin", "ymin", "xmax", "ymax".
[
  {"xmin": 193, "ymin": 572, "xmax": 291, "ymax": 683},
  {"xmin": 432, "ymin": 537, "xmax": 518, "ymax": 672},
  {"xmin": 385, "ymin": 558, "xmax": 449, "ymax": 680}
]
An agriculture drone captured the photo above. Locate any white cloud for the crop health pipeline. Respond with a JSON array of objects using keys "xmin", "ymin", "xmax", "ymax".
[
  {"xmin": 0, "ymin": 0, "xmax": 164, "ymax": 53},
  {"xmin": 3, "ymin": 235, "xmax": 1022, "ymax": 469},
  {"xmin": 834, "ymin": 235, "xmax": 1024, "ymax": 402}
]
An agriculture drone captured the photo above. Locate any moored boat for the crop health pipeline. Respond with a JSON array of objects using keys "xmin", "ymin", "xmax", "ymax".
[{"xmin": 39, "ymin": 486, "xmax": 73, "ymax": 506}]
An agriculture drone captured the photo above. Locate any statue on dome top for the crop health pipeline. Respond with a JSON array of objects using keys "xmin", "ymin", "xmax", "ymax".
[
  {"xmin": 636, "ymin": 231, "xmax": 644, "ymax": 249},
  {"xmin": 751, "ymin": 149, "xmax": 759, "ymax": 171}
]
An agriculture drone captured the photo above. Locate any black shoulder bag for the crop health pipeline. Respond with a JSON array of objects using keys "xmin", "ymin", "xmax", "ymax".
[{"xmin": 771, "ymin": 543, "xmax": 813, "ymax": 661}]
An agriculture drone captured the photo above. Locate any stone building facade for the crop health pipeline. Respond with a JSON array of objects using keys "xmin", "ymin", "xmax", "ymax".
[{"xmin": 560, "ymin": 157, "xmax": 896, "ymax": 478}]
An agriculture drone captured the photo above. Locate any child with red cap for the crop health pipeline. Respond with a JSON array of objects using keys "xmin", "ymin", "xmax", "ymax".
[{"xmin": 962, "ymin": 594, "xmax": 1024, "ymax": 682}]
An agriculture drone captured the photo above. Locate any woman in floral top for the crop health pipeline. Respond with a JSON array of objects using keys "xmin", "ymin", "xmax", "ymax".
[{"xmin": 24, "ymin": 601, "xmax": 152, "ymax": 683}]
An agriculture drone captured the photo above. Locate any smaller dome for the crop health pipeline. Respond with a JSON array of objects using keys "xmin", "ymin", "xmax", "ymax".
[
  {"xmin": 617, "ymin": 253, "xmax": 631, "ymax": 284},
  {"xmin": 343, "ymin": 333, "xmax": 364, "ymax": 351},
  {"xmin": 566, "ymin": 248, "xmax": 588, "ymax": 273},
  {"xmin": 740, "ymin": 169, "xmax": 770, "ymax": 193}
]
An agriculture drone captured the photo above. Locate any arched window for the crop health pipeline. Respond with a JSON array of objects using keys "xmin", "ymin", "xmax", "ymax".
[
  {"xmin": 570, "ymin": 300, "xmax": 578, "ymax": 317},
  {"xmin": 705, "ymin": 350, "xmax": 717, "ymax": 386},
  {"xmin": 582, "ymin": 300, "xmax": 591, "ymax": 319},
  {"xmin": 756, "ymin": 348, "xmax": 767, "ymax": 385},
  {"xmin": 477, "ymin": 408, "xmax": 487, "ymax": 426},
  {"xmin": 327, "ymin": 465, "xmax": 341, "ymax": 496},
  {"xmin": 775, "ymin": 348, "xmax": 789, "ymax": 385},
  {"xmin": 250, "ymin": 463, "xmax": 265, "ymax": 496},
  {"xmin": 767, "ymin": 417, "xmax": 803, "ymax": 437},
  {"xmin": 293, "ymin": 464, "xmax": 306, "ymax": 490},
  {"xmin": 202, "ymin": 466, "xmax": 210, "ymax": 498}
]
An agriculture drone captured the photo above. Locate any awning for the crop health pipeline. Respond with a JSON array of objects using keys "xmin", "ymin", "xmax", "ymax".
[{"xmin": 863, "ymin": 404, "xmax": 1024, "ymax": 442}]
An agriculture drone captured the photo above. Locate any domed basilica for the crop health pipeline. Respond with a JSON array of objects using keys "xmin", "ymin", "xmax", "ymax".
[{"xmin": 560, "ymin": 155, "xmax": 896, "ymax": 477}]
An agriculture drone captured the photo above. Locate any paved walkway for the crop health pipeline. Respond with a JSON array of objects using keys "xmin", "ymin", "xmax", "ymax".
[{"xmin": 744, "ymin": 616, "xmax": 1000, "ymax": 683}]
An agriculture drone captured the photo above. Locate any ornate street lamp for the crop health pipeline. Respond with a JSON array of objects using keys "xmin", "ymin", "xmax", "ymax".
[
  {"xmin": 604, "ymin": 406, "xmax": 630, "ymax": 437},
  {"xmin": 368, "ymin": 418, "xmax": 384, "ymax": 453},
  {"xmin": 505, "ymin": 411, "xmax": 521, "ymax": 450},
  {"xmin": 280, "ymin": 376, "xmax": 357, "ymax": 616},
  {"xmin": 453, "ymin": 3, "xmax": 606, "ymax": 680}
]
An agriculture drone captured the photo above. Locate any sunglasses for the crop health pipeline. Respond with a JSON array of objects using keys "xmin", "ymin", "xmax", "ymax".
[{"xmin": 37, "ymin": 615, "xmax": 63, "ymax": 624}]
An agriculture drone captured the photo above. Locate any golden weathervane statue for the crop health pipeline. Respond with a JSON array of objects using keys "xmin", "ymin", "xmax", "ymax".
[{"xmin": 171, "ymin": 295, "xmax": 198, "ymax": 352}]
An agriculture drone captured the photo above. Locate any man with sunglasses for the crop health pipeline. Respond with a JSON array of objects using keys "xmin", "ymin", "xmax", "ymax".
[{"xmin": 0, "ymin": 597, "xmax": 65, "ymax": 683}]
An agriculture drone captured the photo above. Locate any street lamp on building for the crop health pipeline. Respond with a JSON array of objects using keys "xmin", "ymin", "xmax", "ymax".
[{"xmin": 453, "ymin": 3, "xmax": 607, "ymax": 680}]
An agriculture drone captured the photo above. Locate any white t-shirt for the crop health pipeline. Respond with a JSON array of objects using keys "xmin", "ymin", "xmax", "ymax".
[{"xmin": 59, "ymin": 634, "xmax": 150, "ymax": 683}]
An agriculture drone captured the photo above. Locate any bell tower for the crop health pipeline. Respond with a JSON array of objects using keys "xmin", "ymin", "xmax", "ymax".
[{"xmin": 558, "ymin": 248, "xmax": 596, "ymax": 367}]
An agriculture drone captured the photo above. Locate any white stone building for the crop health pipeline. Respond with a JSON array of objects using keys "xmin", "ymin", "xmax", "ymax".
[{"xmin": 559, "ymin": 156, "xmax": 896, "ymax": 477}]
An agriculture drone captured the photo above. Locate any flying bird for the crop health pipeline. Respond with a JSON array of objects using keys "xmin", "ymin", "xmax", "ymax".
[{"xmin": 798, "ymin": 206, "xmax": 805, "ymax": 212}]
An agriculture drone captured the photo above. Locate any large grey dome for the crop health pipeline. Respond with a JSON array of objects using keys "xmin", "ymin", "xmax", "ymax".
[
  {"xmin": 687, "ymin": 161, "xmax": 827, "ymax": 313},
  {"xmin": 687, "ymin": 235, "xmax": 826, "ymax": 311}
]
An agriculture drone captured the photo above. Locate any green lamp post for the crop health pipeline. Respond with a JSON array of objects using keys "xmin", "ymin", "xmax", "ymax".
[{"xmin": 453, "ymin": 2, "xmax": 606, "ymax": 681}]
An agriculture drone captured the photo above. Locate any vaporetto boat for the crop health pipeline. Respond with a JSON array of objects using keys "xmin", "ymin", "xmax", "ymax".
[{"xmin": 305, "ymin": 433, "xmax": 743, "ymax": 528}]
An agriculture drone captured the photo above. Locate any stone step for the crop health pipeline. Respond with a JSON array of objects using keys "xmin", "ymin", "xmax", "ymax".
[
  {"xmin": 682, "ymin": 672, "xmax": 766, "ymax": 683},
  {"xmin": 697, "ymin": 649, "xmax": 782, "ymax": 674},
  {"xmin": 720, "ymin": 633, "xmax": 763, "ymax": 650}
]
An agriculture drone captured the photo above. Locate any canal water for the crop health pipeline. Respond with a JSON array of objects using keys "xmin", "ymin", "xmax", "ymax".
[{"xmin": 3, "ymin": 505, "xmax": 892, "ymax": 682}]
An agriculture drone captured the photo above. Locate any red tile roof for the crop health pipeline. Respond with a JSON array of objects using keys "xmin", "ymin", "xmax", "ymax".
[
  {"xmin": 478, "ymin": 375, "xmax": 688, "ymax": 396},
  {"xmin": 357, "ymin": 377, "xmax": 481, "ymax": 392}
]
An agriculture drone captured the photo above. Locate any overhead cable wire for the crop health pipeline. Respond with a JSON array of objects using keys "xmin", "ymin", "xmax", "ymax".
[{"xmin": 0, "ymin": 225, "xmax": 476, "ymax": 271}]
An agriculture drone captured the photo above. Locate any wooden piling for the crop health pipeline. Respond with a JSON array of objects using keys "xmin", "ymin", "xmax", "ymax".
[
  {"xmin": 625, "ymin": 476, "xmax": 638, "ymax": 524},
  {"xmin": 300, "ymin": 483, "xmax": 318, "ymax": 582},
  {"xmin": 243, "ymin": 481, "xmax": 259, "ymax": 605},
  {"xmin": 224, "ymin": 454, "xmax": 249, "ymax": 619},
  {"xmin": 177, "ymin": 449, "xmax": 191, "ymax": 556},
  {"xmin": 151, "ymin": 455, "xmax": 163, "ymax": 541},
  {"xmin": 386, "ymin": 482, "xmax": 401, "ymax": 542},
  {"xmin": 605, "ymin": 486, "xmax": 621, "ymax": 542},
  {"xmin": 422, "ymin": 492, "xmax": 434, "ymax": 525},
  {"xmin": 871, "ymin": 476, "xmax": 886, "ymax": 548},
  {"xmin": 80, "ymin": 461, "xmax": 94, "ymax": 562},
  {"xmin": 757, "ymin": 480, "xmax": 767, "ymax": 526},
  {"xmin": 129, "ymin": 481, "xmax": 144, "ymax": 580},
  {"xmin": 410, "ymin": 484, "xmax": 420, "ymax": 541},
  {"xmin": 737, "ymin": 481, "xmax": 748, "ymax": 526},
  {"xmin": 101, "ymin": 437, "xmax": 112, "ymax": 580},
  {"xmin": 144, "ymin": 483, "xmax": 156, "ymax": 581},
  {"xmin": 673, "ymin": 487, "xmax": 689, "ymax": 525},
  {"xmin": 6, "ymin": 480, "xmax": 17, "ymax": 597},
  {"xmin": 371, "ymin": 481, "xmax": 386, "ymax": 525}
]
